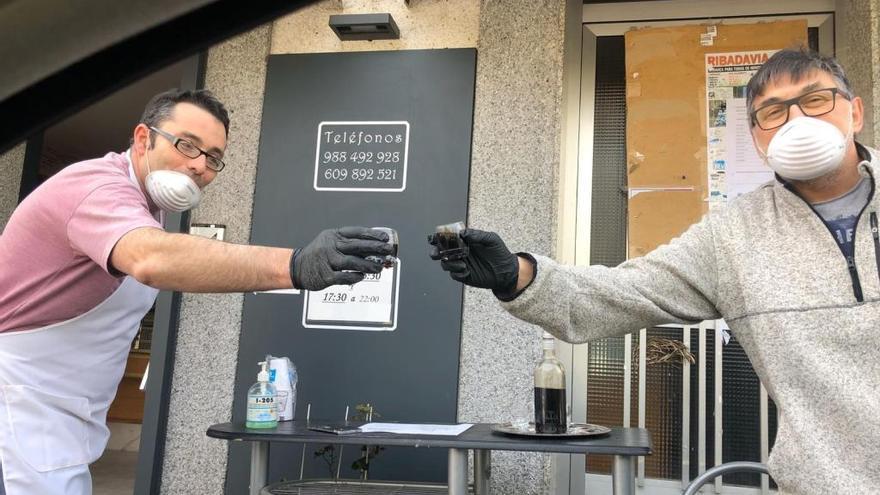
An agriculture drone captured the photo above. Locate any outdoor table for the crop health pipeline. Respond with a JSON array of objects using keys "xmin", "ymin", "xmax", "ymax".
[{"xmin": 207, "ymin": 421, "xmax": 652, "ymax": 495}]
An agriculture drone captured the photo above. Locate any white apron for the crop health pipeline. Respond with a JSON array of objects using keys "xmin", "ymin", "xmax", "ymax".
[{"xmin": 0, "ymin": 276, "xmax": 158, "ymax": 495}]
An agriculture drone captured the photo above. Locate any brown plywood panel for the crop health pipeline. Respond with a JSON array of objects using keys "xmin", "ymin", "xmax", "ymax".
[
  {"xmin": 624, "ymin": 21, "xmax": 807, "ymax": 258},
  {"xmin": 628, "ymin": 189, "xmax": 705, "ymax": 258}
]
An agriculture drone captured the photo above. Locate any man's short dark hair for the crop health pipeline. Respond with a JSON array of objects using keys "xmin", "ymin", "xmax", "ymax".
[
  {"xmin": 140, "ymin": 89, "xmax": 230, "ymax": 146},
  {"xmin": 746, "ymin": 47, "xmax": 853, "ymax": 123}
]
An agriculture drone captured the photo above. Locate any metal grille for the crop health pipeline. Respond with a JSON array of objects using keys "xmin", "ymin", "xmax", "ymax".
[
  {"xmin": 264, "ymin": 480, "xmax": 458, "ymax": 495},
  {"xmin": 586, "ymin": 327, "xmax": 779, "ymax": 487},
  {"xmin": 718, "ymin": 335, "xmax": 778, "ymax": 488},
  {"xmin": 585, "ymin": 335, "xmax": 626, "ymax": 473},
  {"xmin": 589, "ymin": 35, "xmax": 628, "ymax": 268},
  {"xmin": 586, "ymin": 329, "xmax": 684, "ymax": 478},
  {"xmin": 637, "ymin": 327, "xmax": 684, "ymax": 479}
]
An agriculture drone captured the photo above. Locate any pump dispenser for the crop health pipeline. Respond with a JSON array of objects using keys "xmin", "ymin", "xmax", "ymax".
[
  {"xmin": 534, "ymin": 331, "xmax": 567, "ymax": 433},
  {"xmin": 246, "ymin": 361, "xmax": 278, "ymax": 429}
]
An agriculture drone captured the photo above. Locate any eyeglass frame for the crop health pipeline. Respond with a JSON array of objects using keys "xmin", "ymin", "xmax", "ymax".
[
  {"xmin": 749, "ymin": 87, "xmax": 852, "ymax": 131},
  {"xmin": 147, "ymin": 126, "xmax": 226, "ymax": 172}
]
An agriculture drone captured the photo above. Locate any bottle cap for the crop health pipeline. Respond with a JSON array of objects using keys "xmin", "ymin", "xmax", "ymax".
[{"xmin": 257, "ymin": 361, "xmax": 269, "ymax": 382}]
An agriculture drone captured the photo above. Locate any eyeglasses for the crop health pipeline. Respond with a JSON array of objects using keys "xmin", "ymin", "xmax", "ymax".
[
  {"xmin": 750, "ymin": 87, "xmax": 851, "ymax": 131},
  {"xmin": 148, "ymin": 126, "xmax": 226, "ymax": 172}
]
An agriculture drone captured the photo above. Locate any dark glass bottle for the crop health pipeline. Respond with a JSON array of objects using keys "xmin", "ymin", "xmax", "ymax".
[{"xmin": 534, "ymin": 332, "xmax": 567, "ymax": 434}]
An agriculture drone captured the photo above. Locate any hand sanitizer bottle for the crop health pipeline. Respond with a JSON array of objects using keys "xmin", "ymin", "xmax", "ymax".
[{"xmin": 246, "ymin": 361, "xmax": 278, "ymax": 429}]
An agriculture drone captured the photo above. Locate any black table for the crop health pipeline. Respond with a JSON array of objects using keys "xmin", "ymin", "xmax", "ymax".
[{"xmin": 207, "ymin": 421, "xmax": 652, "ymax": 495}]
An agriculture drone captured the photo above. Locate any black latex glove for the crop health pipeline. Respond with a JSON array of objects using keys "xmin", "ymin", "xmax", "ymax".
[
  {"xmin": 291, "ymin": 227, "xmax": 393, "ymax": 291},
  {"xmin": 429, "ymin": 228, "xmax": 519, "ymax": 294}
]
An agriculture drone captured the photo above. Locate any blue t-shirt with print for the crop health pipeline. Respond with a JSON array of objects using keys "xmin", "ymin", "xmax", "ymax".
[{"xmin": 813, "ymin": 178, "xmax": 872, "ymax": 261}]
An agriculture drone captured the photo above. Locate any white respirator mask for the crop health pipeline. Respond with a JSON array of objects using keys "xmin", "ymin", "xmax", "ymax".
[
  {"xmin": 143, "ymin": 149, "xmax": 201, "ymax": 212},
  {"xmin": 762, "ymin": 116, "xmax": 852, "ymax": 181}
]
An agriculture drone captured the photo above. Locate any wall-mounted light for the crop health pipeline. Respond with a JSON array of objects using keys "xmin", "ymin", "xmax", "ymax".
[{"xmin": 329, "ymin": 13, "xmax": 400, "ymax": 41}]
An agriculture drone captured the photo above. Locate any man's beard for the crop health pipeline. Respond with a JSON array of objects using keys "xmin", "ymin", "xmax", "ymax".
[{"xmin": 789, "ymin": 164, "xmax": 846, "ymax": 190}]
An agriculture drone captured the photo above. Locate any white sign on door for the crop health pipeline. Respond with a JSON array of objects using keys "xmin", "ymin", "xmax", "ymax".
[{"xmin": 302, "ymin": 262, "xmax": 400, "ymax": 331}]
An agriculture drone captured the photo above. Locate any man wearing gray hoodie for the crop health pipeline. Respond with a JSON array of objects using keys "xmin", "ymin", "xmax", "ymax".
[{"xmin": 431, "ymin": 48, "xmax": 879, "ymax": 494}]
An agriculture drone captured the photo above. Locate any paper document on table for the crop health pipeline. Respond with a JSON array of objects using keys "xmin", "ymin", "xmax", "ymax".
[{"xmin": 358, "ymin": 422, "xmax": 474, "ymax": 436}]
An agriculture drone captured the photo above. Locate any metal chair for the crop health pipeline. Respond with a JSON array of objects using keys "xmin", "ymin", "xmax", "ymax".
[{"xmin": 682, "ymin": 461, "xmax": 769, "ymax": 495}]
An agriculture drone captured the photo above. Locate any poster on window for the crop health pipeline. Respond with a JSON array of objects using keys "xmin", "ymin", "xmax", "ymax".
[{"xmin": 705, "ymin": 50, "xmax": 777, "ymax": 205}]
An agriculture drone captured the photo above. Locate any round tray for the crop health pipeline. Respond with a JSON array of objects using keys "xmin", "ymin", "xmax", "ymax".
[{"xmin": 491, "ymin": 422, "xmax": 611, "ymax": 438}]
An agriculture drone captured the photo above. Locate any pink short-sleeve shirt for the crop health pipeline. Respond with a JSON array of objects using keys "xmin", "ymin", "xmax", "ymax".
[{"xmin": 0, "ymin": 151, "xmax": 163, "ymax": 332}]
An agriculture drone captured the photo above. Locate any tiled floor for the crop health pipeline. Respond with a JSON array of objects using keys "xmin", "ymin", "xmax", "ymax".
[{"xmin": 92, "ymin": 450, "xmax": 138, "ymax": 495}]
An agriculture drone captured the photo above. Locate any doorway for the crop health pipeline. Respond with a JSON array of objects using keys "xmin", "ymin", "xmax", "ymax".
[
  {"xmin": 18, "ymin": 58, "xmax": 195, "ymax": 495},
  {"xmin": 567, "ymin": 1, "xmax": 834, "ymax": 494}
]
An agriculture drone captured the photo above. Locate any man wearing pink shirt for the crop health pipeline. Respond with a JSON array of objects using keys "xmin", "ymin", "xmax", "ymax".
[{"xmin": 0, "ymin": 89, "xmax": 392, "ymax": 495}]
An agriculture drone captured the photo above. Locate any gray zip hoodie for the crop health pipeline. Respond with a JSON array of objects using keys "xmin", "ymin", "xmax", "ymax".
[{"xmin": 502, "ymin": 146, "xmax": 880, "ymax": 494}]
